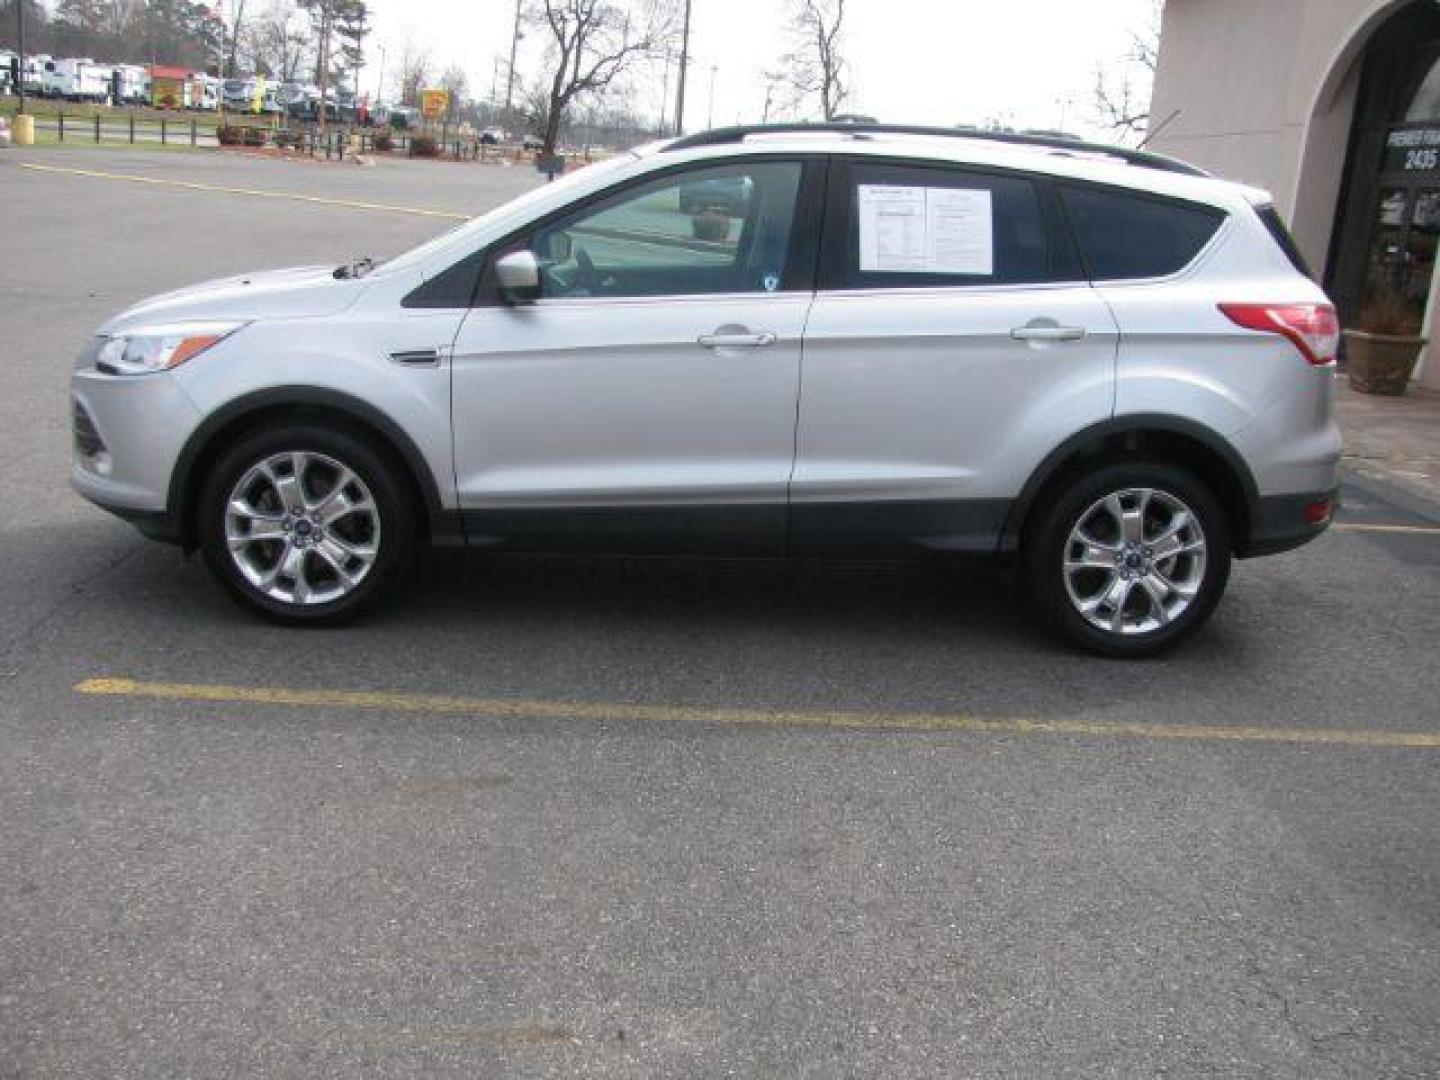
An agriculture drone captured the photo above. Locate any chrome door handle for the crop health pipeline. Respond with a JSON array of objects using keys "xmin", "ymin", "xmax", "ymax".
[
  {"xmin": 1010, "ymin": 325, "xmax": 1087, "ymax": 343},
  {"xmin": 697, "ymin": 331, "xmax": 777, "ymax": 349}
]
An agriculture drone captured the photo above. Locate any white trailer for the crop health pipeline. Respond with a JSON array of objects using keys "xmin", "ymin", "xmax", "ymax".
[
  {"xmin": 44, "ymin": 58, "xmax": 112, "ymax": 102},
  {"xmin": 21, "ymin": 54, "xmax": 49, "ymax": 96},
  {"xmin": 190, "ymin": 74, "xmax": 220, "ymax": 111},
  {"xmin": 114, "ymin": 64, "xmax": 150, "ymax": 105}
]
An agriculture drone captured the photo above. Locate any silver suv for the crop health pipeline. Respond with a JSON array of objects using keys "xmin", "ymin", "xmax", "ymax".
[{"xmin": 70, "ymin": 124, "xmax": 1342, "ymax": 656}]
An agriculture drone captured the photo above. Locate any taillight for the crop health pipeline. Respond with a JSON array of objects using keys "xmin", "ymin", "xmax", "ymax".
[{"xmin": 1219, "ymin": 302, "xmax": 1340, "ymax": 366}]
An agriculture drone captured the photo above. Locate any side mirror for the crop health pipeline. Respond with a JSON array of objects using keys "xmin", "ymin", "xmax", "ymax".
[{"xmin": 494, "ymin": 250, "xmax": 541, "ymax": 305}]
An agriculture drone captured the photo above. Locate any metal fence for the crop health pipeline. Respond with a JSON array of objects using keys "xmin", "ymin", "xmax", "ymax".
[
  {"xmin": 28, "ymin": 111, "xmax": 217, "ymax": 147},
  {"xmin": 17, "ymin": 110, "xmax": 553, "ymax": 163},
  {"xmin": 0, "ymin": 105, "xmax": 604, "ymax": 171}
]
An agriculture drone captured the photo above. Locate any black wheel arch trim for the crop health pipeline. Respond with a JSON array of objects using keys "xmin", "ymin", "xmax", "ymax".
[
  {"xmin": 167, "ymin": 386, "xmax": 462, "ymax": 550},
  {"xmin": 999, "ymin": 414, "xmax": 1259, "ymax": 554}
]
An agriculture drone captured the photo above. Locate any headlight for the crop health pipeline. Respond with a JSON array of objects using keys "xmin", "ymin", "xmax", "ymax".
[{"xmin": 96, "ymin": 321, "xmax": 246, "ymax": 376}]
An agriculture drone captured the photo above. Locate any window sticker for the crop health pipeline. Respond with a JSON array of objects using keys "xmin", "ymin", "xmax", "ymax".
[{"xmin": 857, "ymin": 184, "xmax": 994, "ymax": 275}]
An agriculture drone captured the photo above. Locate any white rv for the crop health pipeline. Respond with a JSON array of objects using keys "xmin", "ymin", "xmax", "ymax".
[
  {"xmin": 21, "ymin": 54, "xmax": 50, "ymax": 96},
  {"xmin": 44, "ymin": 58, "xmax": 112, "ymax": 102},
  {"xmin": 114, "ymin": 64, "xmax": 150, "ymax": 105},
  {"xmin": 193, "ymin": 74, "xmax": 221, "ymax": 111}
]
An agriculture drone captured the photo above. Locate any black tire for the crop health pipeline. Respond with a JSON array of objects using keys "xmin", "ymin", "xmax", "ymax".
[
  {"xmin": 1022, "ymin": 459, "xmax": 1232, "ymax": 658},
  {"xmin": 198, "ymin": 423, "xmax": 417, "ymax": 625}
]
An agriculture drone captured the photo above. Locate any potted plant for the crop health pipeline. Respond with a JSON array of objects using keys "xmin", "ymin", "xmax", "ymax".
[{"xmin": 1344, "ymin": 292, "xmax": 1426, "ymax": 395}]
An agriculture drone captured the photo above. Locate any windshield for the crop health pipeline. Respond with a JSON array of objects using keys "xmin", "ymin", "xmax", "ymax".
[{"xmin": 375, "ymin": 153, "xmax": 640, "ymax": 278}]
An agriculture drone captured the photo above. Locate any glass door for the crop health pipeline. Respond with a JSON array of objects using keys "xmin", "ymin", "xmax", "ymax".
[{"xmin": 1360, "ymin": 183, "xmax": 1438, "ymax": 333}]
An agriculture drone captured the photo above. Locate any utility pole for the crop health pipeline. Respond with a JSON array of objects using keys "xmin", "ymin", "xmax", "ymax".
[
  {"xmin": 504, "ymin": 0, "xmax": 522, "ymax": 132},
  {"xmin": 16, "ymin": 0, "xmax": 26, "ymax": 114},
  {"xmin": 706, "ymin": 63, "xmax": 716, "ymax": 130},
  {"xmin": 376, "ymin": 44, "xmax": 386, "ymax": 103},
  {"xmin": 673, "ymin": 0, "xmax": 691, "ymax": 136}
]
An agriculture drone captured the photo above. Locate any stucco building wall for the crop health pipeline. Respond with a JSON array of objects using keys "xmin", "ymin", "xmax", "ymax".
[{"xmin": 1148, "ymin": 0, "xmax": 1438, "ymax": 388}]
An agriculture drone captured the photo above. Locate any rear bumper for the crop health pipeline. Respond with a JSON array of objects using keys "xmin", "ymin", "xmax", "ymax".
[{"xmin": 1238, "ymin": 488, "xmax": 1338, "ymax": 557}]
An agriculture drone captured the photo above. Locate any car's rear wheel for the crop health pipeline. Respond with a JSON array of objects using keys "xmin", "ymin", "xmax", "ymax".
[
  {"xmin": 1023, "ymin": 461, "xmax": 1231, "ymax": 658},
  {"xmin": 198, "ymin": 424, "xmax": 415, "ymax": 624}
]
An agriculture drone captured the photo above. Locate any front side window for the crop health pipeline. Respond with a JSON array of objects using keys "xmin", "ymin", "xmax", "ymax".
[
  {"xmin": 522, "ymin": 161, "xmax": 804, "ymax": 300},
  {"xmin": 840, "ymin": 163, "xmax": 1050, "ymax": 289}
]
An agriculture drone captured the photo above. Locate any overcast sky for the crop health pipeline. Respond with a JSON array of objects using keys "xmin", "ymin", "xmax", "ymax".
[{"xmin": 360, "ymin": 0, "xmax": 1159, "ymax": 140}]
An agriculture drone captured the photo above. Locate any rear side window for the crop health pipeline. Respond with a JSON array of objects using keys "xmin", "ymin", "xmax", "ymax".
[
  {"xmin": 1061, "ymin": 185, "xmax": 1224, "ymax": 280},
  {"xmin": 1255, "ymin": 205, "xmax": 1313, "ymax": 278},
  {"xmin": 840, "ymin": 163, "xmax": 1050, "ymax": 288}
]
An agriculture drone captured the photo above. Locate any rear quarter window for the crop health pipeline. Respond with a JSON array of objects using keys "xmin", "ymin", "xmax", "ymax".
[{"xmin": 1060, "ymin": 184, "xmax": 1225, "ymax": 280}]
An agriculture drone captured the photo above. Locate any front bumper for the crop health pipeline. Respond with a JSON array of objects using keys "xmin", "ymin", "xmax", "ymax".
[{"xmin": 70, "ymin": 356, "xmax": 202, "ymax": 540}]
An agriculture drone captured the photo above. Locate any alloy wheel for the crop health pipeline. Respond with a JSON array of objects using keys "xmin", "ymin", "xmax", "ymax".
[
  {"xmin": 1061, "ymin": 487, "xmax": 1208, "ymax": 636},
  {"xmin": 223, "ymin": 451, "xmax": 381, "ymax": 606}
]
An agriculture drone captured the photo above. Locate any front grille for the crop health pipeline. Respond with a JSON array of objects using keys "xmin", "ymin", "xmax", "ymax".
[{"xmin": 73, "ymin": 398, "xmax": 106, "ymax": 457}]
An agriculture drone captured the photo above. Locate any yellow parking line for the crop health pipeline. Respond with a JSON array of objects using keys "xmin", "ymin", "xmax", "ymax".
[
  {"xmin": 18, "ymin": 162, "xmax": 469, "ymax": 220},
  {"xmin": 1333, "ymin": 522, "xmax": 1440, "ymax": 536},
  {"xmin": 73, "ymin": 676, "xmax": 1440, "ymax": 749}
]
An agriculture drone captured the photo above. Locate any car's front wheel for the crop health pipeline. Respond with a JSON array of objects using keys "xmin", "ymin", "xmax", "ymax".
[
  {"xmin": 1023, "ymin": 461, "xmax": 1232, "ymax": 658},
  {"xmin": 198, "ymin": 424, "xmax": 415, "ymax": 624}
]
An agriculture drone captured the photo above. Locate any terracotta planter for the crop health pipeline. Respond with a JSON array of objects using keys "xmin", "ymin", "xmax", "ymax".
[{"xmin": 1343, "ymin": 329, "xmax": 1426, "ymax": 395}]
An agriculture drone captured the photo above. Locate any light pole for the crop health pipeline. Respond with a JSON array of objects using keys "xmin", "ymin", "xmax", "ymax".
[{"xmin": 673, "ymin": 0, "xmax": 691, "ymax": 136}]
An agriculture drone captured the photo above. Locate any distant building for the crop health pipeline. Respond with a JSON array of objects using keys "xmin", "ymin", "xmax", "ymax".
[
  {"xmin": 149, "ymin": 65, "xmax": 194, "ymax": 110},
  {"xmin": 1149, "ymin": 0, "xmax": 1440, "ymax": 389}
]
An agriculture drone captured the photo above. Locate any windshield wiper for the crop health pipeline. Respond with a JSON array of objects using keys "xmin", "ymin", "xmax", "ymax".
[{"xmin": 333, "ymin": 257, "xmax": 376, "ymax": 280}]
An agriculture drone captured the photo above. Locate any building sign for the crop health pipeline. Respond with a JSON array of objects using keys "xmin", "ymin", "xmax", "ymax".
[
  {"xmin": 1385, "ymin": 127, "xmax": 1440, "ymax": 172},
  {"xmin": 419, "ymin": 89, "xmax": 449, "ymax": 120}
]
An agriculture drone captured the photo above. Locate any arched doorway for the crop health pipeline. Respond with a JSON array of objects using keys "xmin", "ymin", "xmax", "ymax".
[{"xmin": 1326, "ymin": 1, "xmax": 1440, "ymax": 380}]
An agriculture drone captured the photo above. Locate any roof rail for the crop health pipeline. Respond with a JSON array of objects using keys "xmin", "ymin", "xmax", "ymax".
[{"xmin": 662, "ymin": 122, "xmax": 1208, "ymax": 177}]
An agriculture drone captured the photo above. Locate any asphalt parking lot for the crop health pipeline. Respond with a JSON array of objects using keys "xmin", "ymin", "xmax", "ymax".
[{"xmin": 3, "ymin": 147, "xmax": 1440, "ymax": 1078}]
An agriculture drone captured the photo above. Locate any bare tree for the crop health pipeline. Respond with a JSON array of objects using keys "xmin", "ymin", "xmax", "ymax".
[
  {"xmin": 394, "ymin": 32, "xmax": 432, "ymax": 106},
  {"xmin": 1093, "ymin": 0, "xmax": 1161, "ymax": 145},
  {"xmin": 104, "ymin": 0, "xmax": 143, "ymax": 39},
  {"xmin": 248, "ymin": 2, "xmax": 309, "ymax": 81},
  {"xmin": 225, "ymin": 0, "xmax": 248, "ymax": 78},
  {"xmin": 781, "ymin": 0, "xmax": 847, "ymax": 121},
  {"xmin": 438, "ymin": 63, "xmax": 468, "ymax": 121},
  {"xmin": 533, "ymin": 0, "xmax": 677, "ymax": 154}
]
